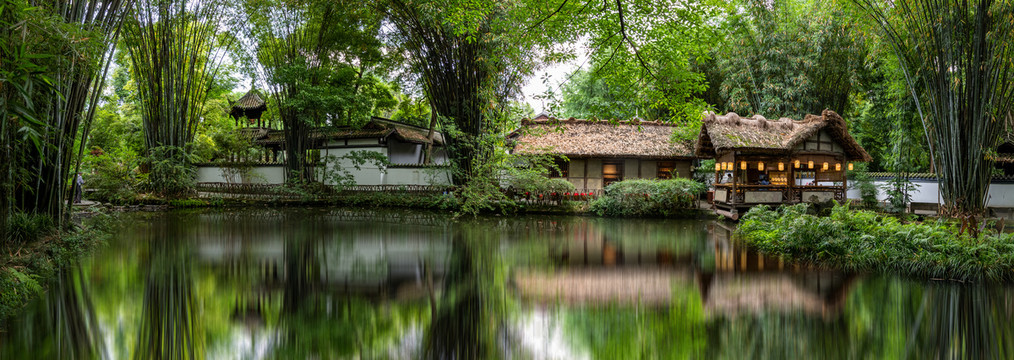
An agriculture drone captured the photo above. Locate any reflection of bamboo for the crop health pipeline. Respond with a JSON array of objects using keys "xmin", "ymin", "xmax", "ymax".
[{"xmin": 135, "ymin": 241, "xmax": 204, "ymax": 360}]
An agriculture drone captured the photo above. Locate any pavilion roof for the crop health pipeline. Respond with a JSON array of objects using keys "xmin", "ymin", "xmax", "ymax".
[{"xmin": 694, "ymin": 109, "xmax": 872, "ymax": 162}]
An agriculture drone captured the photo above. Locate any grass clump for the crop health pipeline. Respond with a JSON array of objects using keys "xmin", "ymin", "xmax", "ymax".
[
  {"xmin": 737, "ymin": 203, "xmax": 1014, "ymax": 282},
  {"xmin": 590, "ymin": 179, "xmax": 706, "ymax": 217}
]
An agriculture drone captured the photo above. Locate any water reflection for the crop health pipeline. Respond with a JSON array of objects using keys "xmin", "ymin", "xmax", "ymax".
[{"xmin": 0, "ymin": 209, "xmax": 1012, "ymax": 359}]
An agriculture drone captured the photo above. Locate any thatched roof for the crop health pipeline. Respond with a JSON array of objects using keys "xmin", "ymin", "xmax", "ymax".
[
  {"xmin": 508, "ymin": 117, "xmax": 695, "ymax": 159},
  {"xmin": 253, "ymin": 117, "xmax": 444, "ymax": 147},
  {"xmin": 695, "ymin": 109, "xmax": 872, "ymax": 161},
  {"xmin": 232, "ymin": 90, "xmax": 267, "ymax": 111}
]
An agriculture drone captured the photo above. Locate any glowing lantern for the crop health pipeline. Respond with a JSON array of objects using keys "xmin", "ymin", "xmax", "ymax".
[
  {"xmin": 794, "ymin": 160, "xmax": 800, "ymax": 168},
  {"xmin": 835, "ymin": 163, "xmax": 841, "ymax": 171},
  {"xmin": 758, "ymin": 162, "xmax": 764, "ymax": 171},
  {"xmin": 848, "ymin": 163, "xmax": 854, "ymax": 171},
  {"xmin": 740, "ymin": 161, "xmax": 747, "ymax": 170},
  {"xmin": 808, "ymin": 160, "xmax": 814, "ymax": 169},
  {"xmin": 715, "ymin": 163, "xmax": 721, "ymax": 171},
  {"xmin": 822, "ymin": 162, "xmax": 829, "ymax": 171},
  {"xmin": 778, "ymin": 162, "xmax": 785, "ymax": 171}
]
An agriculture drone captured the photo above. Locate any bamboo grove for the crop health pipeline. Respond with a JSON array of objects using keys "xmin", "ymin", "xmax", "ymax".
[
  {"xmin": 122, "ymin": 0, "xmax": 232, "ymax": 196},
  {"xmin": 856, "ymin": 0, "xmax": 1014, "ymax": 216},
  {"xmin": 0, "ymin": 0, "xmax": 132, "ymax": 231}
]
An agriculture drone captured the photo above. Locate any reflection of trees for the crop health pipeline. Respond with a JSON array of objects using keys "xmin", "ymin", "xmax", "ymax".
[
  {"xmin": 700, "ymin": 277, "xmax": 1014, "ymax": 359},
  {"xmin": 564, "ymin": 286, "xmax": 707, "ymax": 359},
  {"xmin": 423, "ymin": 225, "xmax": 511, "ymax": 359},
  {"xmin": 135, "ymin": 218, "xmax": 204, "ymax": 360},
  {"xmin": 269, "ymin": 211, "xmax": 428, "ymax": 359},
  {"xmin": 0, "ymin": 266, "xmax": 106, "ymax": 359},
  {"xmin": 907, "ymin": 285, "xmax": 1014, "ymax": 359}
]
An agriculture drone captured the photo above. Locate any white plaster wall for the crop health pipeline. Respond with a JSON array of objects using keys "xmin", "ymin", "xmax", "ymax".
[
  {"xmin": 196, "ymin": 166, "xmax": 286, "ymax": 184},
  {"xmin": 321, "ymin": 147, "xmax": 388, "ymax": 186},
  {"xmin": 388, "ymin": 140, "xmax": 423, "ymax": 164},
  {"xmin": 384, "ymin": 167, "xmax": 452, "ymax": 186},
  {"xmin": 846, "ymin": 179, "xmax": 1014, "ymax": 208}
]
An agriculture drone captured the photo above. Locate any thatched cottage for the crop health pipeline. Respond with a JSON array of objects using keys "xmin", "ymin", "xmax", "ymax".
[
  {"xmin": 695, "ymin": 109, "xmax": 871, "ymax": 219},
  {"xmin": 509, "ymin": 115, "xmax": 696, "ymax": 190}
]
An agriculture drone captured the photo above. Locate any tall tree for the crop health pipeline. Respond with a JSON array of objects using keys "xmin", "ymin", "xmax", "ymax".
[
  {"xmin": 122, "ymin": 0, "xmax": 233, "ymax": 196},
  {"xmin": 241, "ymin": 0, "xmax": 392, "ymax": 182},
  {"xmin": 0, "ymin": 0, "xmax": 132, "ymax": 228},
  {"xmin": 716, "ymin": 0, "xmax": 869, "ymax": 119},
  {"xmin": 855, "ymin": 0, "xmax": 1014, "ymax": 216}
]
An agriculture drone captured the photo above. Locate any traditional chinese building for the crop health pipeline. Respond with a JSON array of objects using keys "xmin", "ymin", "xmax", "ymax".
[
  {"xmin": 695, "ymin": 109, "xmax": 872, "ymax": 219},
  {"xmin": 509, "ymin": 115, "xmax": 697, "ymax": 191}
]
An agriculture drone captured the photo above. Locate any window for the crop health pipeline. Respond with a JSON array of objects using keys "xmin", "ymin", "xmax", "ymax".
[
  {"xmin": 550, "ymin": 158, "xmax": 569, "ymax": 178},
  {"xmin": 656, "ymin": 161, "xmax": 676, "ymax": 179},
  {"xmin": 602, "ymin": 160, "xmax": 623, "ymax": 186}
]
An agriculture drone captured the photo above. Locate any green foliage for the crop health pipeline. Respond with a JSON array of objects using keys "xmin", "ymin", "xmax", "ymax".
[
  {"xmin": 140, "ymin": 146, "xmax": 196, "ymax": 199},
  {"xmin": 504, "ymin": 173, "xmax": 575, "ymax": 196},
  {"xmin": 564, "ymin": 283, "xmax": 706, "ymax": 359},
  {"xmin": 738, "ymin": 203, "xmax": 1014, "ymax": 282},
  {"xmin": 4, "ymin": 212, "xmax": 55, "ymax": 248},
  {"xmin": 848, "ymin": 163, "xmax": 879, "ymax": 209},
  {"xmin": 882, "ymin": 175, "xmax": 917, "ymax": 214},
  {"xmin": 0, "ymin": 269, "xmax": 44, "ymax": 325},
  {"xmin": 714, "ymin": 0, "xmax": 867, "ymax": 119},
  {"xmin": 82, "ymin": 149, "xmax": 141, "ymax": 203},
  {"xmin": 590, "ymin": 179, "xmax": 706, "ymax": 217}
]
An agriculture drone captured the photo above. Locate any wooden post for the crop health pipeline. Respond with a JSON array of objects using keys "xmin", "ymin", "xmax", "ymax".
[{"xmin": 731, "ymin": 153, "xmax": 737, "ymax": 204}]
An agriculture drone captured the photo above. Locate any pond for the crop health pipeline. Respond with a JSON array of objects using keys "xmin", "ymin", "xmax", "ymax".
[{"xmin": 2, "ymin": 208, "xmax": 1012, "ymax": 359}]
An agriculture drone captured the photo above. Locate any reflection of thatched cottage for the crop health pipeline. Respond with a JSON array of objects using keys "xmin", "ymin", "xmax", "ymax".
[
  {"xmin": 695, "ymin": 109, "xmax": 871, "ymax": 219},
  {"xmin": 509, "ymin": 115, "xmax": 696, "ymax": 190}
]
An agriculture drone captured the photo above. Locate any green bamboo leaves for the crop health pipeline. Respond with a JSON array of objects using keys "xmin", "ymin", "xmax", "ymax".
[
  {"xmin": 855, "ymin": 0, "xmax": 1014, "ymax": 216},
  {"xmin": 123, "ymin": 0, "xmax": 232, "ymax": 160}
]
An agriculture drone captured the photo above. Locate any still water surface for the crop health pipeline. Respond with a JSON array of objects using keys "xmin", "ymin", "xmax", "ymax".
[{"xmin": 2, "ymin": 208, "xmax": 1012, "ymax": 359}]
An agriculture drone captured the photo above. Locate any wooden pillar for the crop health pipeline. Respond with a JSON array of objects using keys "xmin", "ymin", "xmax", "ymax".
[{"xmin": 731, "ymin": 153, "xmax": 737, "ymax": 204}]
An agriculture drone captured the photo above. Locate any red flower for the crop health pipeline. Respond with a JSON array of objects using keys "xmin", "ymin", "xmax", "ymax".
[{"xmin": 525, "ymin": 192, "xmax": 530, "ymax": 196}]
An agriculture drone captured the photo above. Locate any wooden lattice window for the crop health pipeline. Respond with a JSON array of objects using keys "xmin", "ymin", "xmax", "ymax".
[{"xmin": 656, "ymin": 161, "xmax": 675, "ymax": 179}]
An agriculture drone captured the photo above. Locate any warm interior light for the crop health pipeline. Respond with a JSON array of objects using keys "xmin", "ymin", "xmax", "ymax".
[
  {"xmin": 794, "ymin": 160, "xmax": 800, "ymax": 168},
  {"xmin": 740, "ymin": 161, "xmax": 746, "ymax": 170},
  {"xmin": 848, "ymin": 163, "xmax": 854, "ymax": 171},
  {"xmin": 835, "ymin": 163, "xmax": 841, "ymax": 171},
  {"xmin": 778, "ymin": 162, "xmax": 784, "ymax": 171},
  {"xmin": 808, "ymin": 160, "xmax": 814, "ymax": 169},
  {"xmin": 758, "ymin": 162, "xmax": 764, "ymax": 171},
  {"xmin": 822, "ymin": 162, "xmax": 829, "ymax": 171}
]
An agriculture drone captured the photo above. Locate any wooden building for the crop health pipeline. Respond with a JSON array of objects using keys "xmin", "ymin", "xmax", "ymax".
[
  {"xmin": 229, "ymin": 90, "xmax": 269, "ymax": 128},
  {"xmin": 509, "ymin": 115, "xmax": 696, "ymax": 190},
  {"xmin": 695, "ymin": 110, "xmax": 872, "ymax": 219},
  {"xmin": 995, "ymin": 134, "xmax": 1014, "ymax": 176}
]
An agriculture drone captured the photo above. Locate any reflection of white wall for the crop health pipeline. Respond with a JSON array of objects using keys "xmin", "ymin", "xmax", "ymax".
[{"xmin": 847, "ymin": 179, "xmax": 1014, "ymax": 207}]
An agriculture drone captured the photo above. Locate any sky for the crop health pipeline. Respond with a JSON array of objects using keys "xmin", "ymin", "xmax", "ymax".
[{"xmin": 520, "ymin": 49, "xmax": 589, "ymax": 116}]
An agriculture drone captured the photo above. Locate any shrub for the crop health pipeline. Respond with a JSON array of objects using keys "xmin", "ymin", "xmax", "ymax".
[
  {"xmin": 505, "ymin": 172, "xmax": 576, "ymax": 196},
  {"xmin": 140, "ymin": 146, "xmax": 196, "ymax": 199},
  {"xmin": 4, "ymin": 212, "xmax": 55, "ymax": 247},
  {"xmin": 83, "ymin": 148, "xmax": 141, "ymax": 203},
  {"xmin": 737, "ymin": 203, "xmax": 1014, "ymax": 282},
  {"xmin": 590, "ymin": 178, "xmax": 706, "ymax": 217}
]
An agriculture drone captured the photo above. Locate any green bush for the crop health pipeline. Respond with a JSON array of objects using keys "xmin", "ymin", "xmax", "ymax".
[
  {"xmin": 737, "ymin": 203, "xmax": 1014, "ymax": 282},
  {"xmin": 590, "ymin": 179, "xmax": 706, "ymax": 217},
  {"xmin": 4, "ymin": 212, "xmax": 55, "ymax": 247},
  {"xmin": 82, "ymin": 148, "xmax": 141, "ymax": 203},
  {"xmin": 140, "ymin": 146, "xmax": 196, "ymax": 199},
  {"xmin": 505, "ymin": 172, "xmax": 576, "ymax": 195}
]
